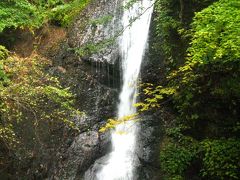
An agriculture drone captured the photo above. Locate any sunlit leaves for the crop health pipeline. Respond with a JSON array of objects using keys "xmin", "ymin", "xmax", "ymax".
[
  {"xmin": 0, "ymin": 0, "xmax": 90, "ymax": 32},
  {"xmin": 160, "ymin": 141, "xmax": 197, "ymax": 177},
  {"xmin": 135, "ymin": 83, "xmax": 176, "ymax": 112},
  {"xmin": 0, "ymin": 47, "xmax": 81, "ymax": 148},
  {"xmin": 50, "ymin": 0, "xmax": 90, "ymax": 27},
  {"xmin": 0, "ymin": 45, "xmax": 9, "ymax": 83},
  {"xmin": 99, "ymin": 114, "xmax": 139, "ymax": 133},
  {"xmin": 0, "ymin": 0, "xmax": 44, "ymax": 32},
  {"xmin": 189, "ymin": 0, "xmax": 240, "ymax": 64}
]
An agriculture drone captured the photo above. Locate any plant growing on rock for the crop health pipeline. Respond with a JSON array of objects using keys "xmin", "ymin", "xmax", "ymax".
[
  {"xmin": 138, "ymin": 0, "xmax": 240, "ymax": 179},
  {"xmin": 0, "ymin": 46, "xmax": 81, "ymax": 176},
  {"xmin": 0, "ymin": 0, "xmax": 90, "ymax": 32}
]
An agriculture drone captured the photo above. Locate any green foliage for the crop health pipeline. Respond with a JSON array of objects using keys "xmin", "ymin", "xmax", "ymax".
[
  {"xmin": 35, "ymin": 0, "xmax": 65, "ymax": 7},
  {"xmin": 0, "ymin": 45, "xmax": 8, "ymax": 60},
  {"xmin": 0, "ymin": 47, "xmax": 80, "ymax": 149},
  {"xmin": 122, "ymin": 0, "xmax": 139, "ymax": 9},
  {"xmin": 154, "ymin": 0, "xmax": 181, "ymax": 39},
  {"xmin": 0, "ymin": 0, "xmax": 90, "ymax": 177},
  {"xmin": 0, "ymin": 45, "xmax": 9, "ymax": 82},
  {"xmin": 135, "ymin": 83, "xmax": 175, "ymax": 111},
  {"xmin": 74, "ymin": 37, "xmax": 116, "ymax": 57},
  {"xmin": 0, "ymin": 0, "xmax": 44, "ymax": 32},
  {"xmin": 190, "ymin": 0, "xmax": 240, "ymax": 64},
  {"xmin": 153, "ymin": 0, "xmax": 182, "ymax": 70},
  {"xmin": 0, "ymin": 0, "xmax": 90, "ymax": 32},
  {"xmin": 172, "ymin": 0, "xmax": 240, "ymax": 124},
  {"xmin": 152, "ymin": 0, "xmax": 217, "ymax": 71},
  {"xmin": 141, "ymin": 0, "xmax": 240, "ymax": 179},
  {"xmin": 142, "ymin": 0, "xmax": 240, "ymax": 124},
  {"xmin": 160, "ymin": 140, "xmax": 197, "ymax": 177},
  {"xmin": 50, "ymin": 0, "xmax": 90, "ymax": 27},
  {"xmin": 89, "ymin": 15, "xmax": 113, "ymax": 26},
  {"xmin": 201, "ymin": 139, "xmax": 240, "ymax": 179},
  {"xmin": 160, "ymin": 126, "xmax": 200, "ymax": 178}
]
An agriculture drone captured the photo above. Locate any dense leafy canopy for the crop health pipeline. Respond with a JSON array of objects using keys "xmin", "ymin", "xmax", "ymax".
[
  {"xmin": 0, "ymin": 0, "xmax": 44, "ymax": 32},
  {"xmin": 190, "ymin": 0, "xmax": 240, "ymax": 64},
  {"xmin": 140, "ymin": 0, "xmax": 240, "ymax": 179},
  {"xmin": 0, "ymin": 0, "xmax": 90, "ymax": 32},
  {"xmin": 201, "ymin": 139, "xmax": 240, "ymax": 179}
]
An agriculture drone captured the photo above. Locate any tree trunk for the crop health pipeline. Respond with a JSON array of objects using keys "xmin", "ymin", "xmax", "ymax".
[{"xmin": 179, "ymin": 0, "xmax": 184, "ymax": 23}]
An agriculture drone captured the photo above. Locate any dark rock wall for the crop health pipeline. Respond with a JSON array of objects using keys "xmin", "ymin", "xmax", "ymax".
[
  {"xmin": 46, "ymin": 0, "xmax": 166, "ymax": 179},
  {"xmin": 46, "ymin": 0, "xmax": 124, "ymax": 179},
  {"xmin": 68, "ymin": 0, "xmax": 123, "ymax": 64},
  {"xmin": 136, "ymin": 10, "xmax": 168, "ymax": 180},
  {"xmin": 48, "ymin": 46, "xmax": 118, "ymax": 179}
]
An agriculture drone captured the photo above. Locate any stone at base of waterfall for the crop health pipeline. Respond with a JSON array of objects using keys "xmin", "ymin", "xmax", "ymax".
[
  {"xmin": 56, "ymin": 131, "xmax": 99, "ymax": 179},
  {"xmin": 84, "ymin": 155, "xmax": 109, "ymax": 180}
]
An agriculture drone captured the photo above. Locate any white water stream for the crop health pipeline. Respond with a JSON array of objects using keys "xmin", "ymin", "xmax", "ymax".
[{"xmin": 97, "ymin": 0, "xmax": 154, "ymax": 179}]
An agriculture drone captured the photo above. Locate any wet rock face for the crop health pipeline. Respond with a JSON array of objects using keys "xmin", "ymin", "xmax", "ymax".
[
  {"xmin": 46, "ymin": 1, "xmax": 124, "ymax": 179},
  {"xmin": 48, "ymin": 44, "xmax": 118, "ymax": 179},
  {"xmin": 136, "ymin": 114, "xmax": 163, "ymax": 180},
  {"xmin": 83, "ymin": 154, "xmax": 110, "ymax": 180},
  {"xmin": 61, "ymin": 131, "xmax": 99, "ymax": 179},
  {"xmin": 135, "ymin": 14, "xmax": 167, "ymax": 179},
  {"xmin": 54, "ymin": 131, "xmax": 111, "ymax": 180},
  {"xmin": 69, "ymin": 0, "xmax": 123, "ymax": 64}
]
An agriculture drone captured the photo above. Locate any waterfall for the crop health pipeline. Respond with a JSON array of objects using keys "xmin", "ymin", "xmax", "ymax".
[{"xmin": 96, "ymin": 0, "xmax": 154, "ymax": 179}]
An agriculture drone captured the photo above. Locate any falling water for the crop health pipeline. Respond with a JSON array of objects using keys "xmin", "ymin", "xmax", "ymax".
[{"xmin": 96, "ymin": 0, "xmax": 154, "ymax": 179}]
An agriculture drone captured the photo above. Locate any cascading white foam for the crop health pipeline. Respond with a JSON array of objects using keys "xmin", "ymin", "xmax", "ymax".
[{"xmin": 97, "ymin": 0, "xmax": 154, "ymax": 179}]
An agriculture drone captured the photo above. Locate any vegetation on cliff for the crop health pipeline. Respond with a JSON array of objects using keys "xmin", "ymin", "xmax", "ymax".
[
  {"xmin": 0, "ymin": 46, "xmax": 81, "ymax": 178},
  {"xmin": 139, "ymin": 0, "xmax": 240, "ymax": 179},
  {"xmin": 1, "ymin": 0, "xmax": 240, "ymax": 179},
  {"xmin": 0, "ymin": 0, "xmax": 90, "ymax": 32},
  {"xmin": 0, "ymin": 0, "xmax": 90, "ymax": 178}
]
